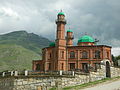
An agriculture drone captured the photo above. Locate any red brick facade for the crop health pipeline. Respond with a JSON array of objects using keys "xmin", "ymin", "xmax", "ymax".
[{"xmin": 32, "ymin": 12, "xmax": 112, "ymax": 71}]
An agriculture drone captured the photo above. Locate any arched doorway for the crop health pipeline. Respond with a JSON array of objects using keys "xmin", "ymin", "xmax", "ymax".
[{"xmin": 106, "ymin": 61, "xmax": 111, "ymax": 78}]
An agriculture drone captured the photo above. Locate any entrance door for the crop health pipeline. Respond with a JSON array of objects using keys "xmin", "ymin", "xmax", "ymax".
[
  {"xmin": 70, "ymin": 63, "xmax": 75, "ymax": 70},
  {"xmin": 106, "ymin": 61, "xmax": 111, "ymax": 77},
  {"xmin": 82, "ymin": 63, "xmax": 89, "ymax": 73}
]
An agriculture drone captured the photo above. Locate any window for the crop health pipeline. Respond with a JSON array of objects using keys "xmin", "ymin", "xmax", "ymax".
[
  {"xmin": 61, "ymin": 63, "xmax": 64, "ymax": 70},
  {"xmin": 61, "ymin": 51, "xmax": 64, "ymax": 59},
  {"xmin": 48, "ymin": 63, "xmax": 51, "ymax": 70},
  {"xmin": 70, "ymin": 51, "xmax": 75, "ymax": 58},
  {"xmin": 70, "ymin": 63, "xmax": 75, "ymax": 70},
  {"xmin": 36, "ymin": 64, "xmax": 40, "ymax": 71},
  {"xmin": 48, "ymin": 53, "xmax": 51, "ymax": 59},
  {"xmin": 95, "ymin": 50, "xmax": 101, "ymax": 59},
  {"xmin": 107, "ymin": 52, "xmax": 109, "ymax": 58},
  {"xmin": 82, "ymin": 51, "xmax": 88, "ymax": 59},
  {"xmin": 94, "ymin": 63, "xmax": 101, "ymax": 70},
  {"xmin": 82, "ymin": 63, "xmax": 89, "ymax": 73}
]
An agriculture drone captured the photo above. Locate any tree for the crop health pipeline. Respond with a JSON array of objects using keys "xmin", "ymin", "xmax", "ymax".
[
  {"xmin": 112, "ymin": 54, "xmax": 119, "ymax": 66},
  {"xmin": 116, "ymin": 55, "xmax": 120, "ymax": 60},
  {"xmin": 112, "ymin": 55, "xmax": 117, "ymax": 66}
]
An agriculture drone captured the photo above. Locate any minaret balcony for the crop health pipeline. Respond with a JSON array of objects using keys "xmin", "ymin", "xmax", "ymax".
[
  {"xmin": 66, "ymin": 35, "xmax": 74, "ymax": 40},
  {"xmin": 55, "ymin": 19, "xmax": 66, "ymax": 24}
]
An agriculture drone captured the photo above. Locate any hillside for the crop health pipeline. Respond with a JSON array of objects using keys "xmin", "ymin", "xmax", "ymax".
[
  {"xmin": 0, "ymin": 31, "xmax": 51, "ymax": 71},
  {"xmin": 0, "ymin": 31, "xmax": 51, "ymax": 54},
  {"xmin": 0, "ymin": 44, "xmax": 41, "ymax": 71}
]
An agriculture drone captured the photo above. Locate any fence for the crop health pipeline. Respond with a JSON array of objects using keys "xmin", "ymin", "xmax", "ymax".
[{"xmin": 0, "ymin": 70, "xmax": 76, "ymax": 77}]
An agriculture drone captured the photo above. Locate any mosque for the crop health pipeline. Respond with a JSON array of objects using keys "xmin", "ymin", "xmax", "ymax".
[{"xmin": 32, "ymin": 11, "xmax": 112, "ymax": 72}]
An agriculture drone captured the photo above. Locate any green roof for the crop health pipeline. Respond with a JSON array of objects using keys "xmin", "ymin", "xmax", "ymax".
[
  {"xmin": 67, "ymin": 29, "xmax": 73, "ymax": 32},
  {"xmin": 49, "ymin": 42, "xmax": 55, "ymax": 47},
  {"xmin": 58, "ymin": 12, "xmax": 65, "ymax": 15},
  {"xmin": 78, "ymin": 35, "xmax": 94, "ymax": 43}
]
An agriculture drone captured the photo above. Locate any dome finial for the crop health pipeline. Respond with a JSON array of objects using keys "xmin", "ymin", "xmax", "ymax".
[
  {"xmin": 67, "ymin": 28, "xmax": 73, "ymax": 32},
  {"xmin": 58, "ymin": 10, "xmax": 65, "ymax": 15}
]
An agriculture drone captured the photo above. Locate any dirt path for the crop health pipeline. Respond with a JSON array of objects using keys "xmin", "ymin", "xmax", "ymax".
[{"xmin": 82, "ymin": 78, "xmax": 120, "ymax": 90}]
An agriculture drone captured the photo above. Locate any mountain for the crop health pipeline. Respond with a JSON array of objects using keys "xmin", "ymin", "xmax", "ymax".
[
  {"xmin": 0, "ymin": 31, "xmax": 51, "ymax": 54},
  {"xmin": 0, "ymin": 31, "xmax": 51, "ymax": 71}
]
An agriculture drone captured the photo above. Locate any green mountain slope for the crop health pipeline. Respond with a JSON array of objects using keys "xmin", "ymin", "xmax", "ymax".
[
  {"xmin": 0, "ymin": 44, "xmax": 41, "ymax": 71},
  {"xmin": 0, "ymin": 31, "xmax": 51, "ymax": 54},
  {"xmin": 0, "ymin": 31, "xmax": 51, "ymax": 72}
]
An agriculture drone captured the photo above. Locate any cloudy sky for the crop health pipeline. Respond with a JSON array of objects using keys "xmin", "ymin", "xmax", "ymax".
[{"xmin": 0, "ymin": 0, "xmax": 120, "ymax": 56}]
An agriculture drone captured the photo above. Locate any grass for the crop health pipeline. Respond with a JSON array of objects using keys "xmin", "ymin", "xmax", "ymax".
[
  {"xmin": 50, "ymin": 76, "xmax": 120, "ymax": 90},
  {"xmin": 0, "ymin": 44, "xmax": 41, "ymax": 72},
  {"xmin": 49, "ymin": 88, "xmax": 57, "ymax": 90}
]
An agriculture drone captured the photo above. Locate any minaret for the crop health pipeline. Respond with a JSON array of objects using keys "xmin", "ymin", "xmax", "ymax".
[
  {"xmin": 66, "ymin": 29, "xmax": 74, "ymax": 46},
  {"xmin": 55, "ymin": 11, "xmax": 66, "ymax": 46},
  {"xmin": 55, "ymin": 11, "xmax": 67, "ymax": 71}
]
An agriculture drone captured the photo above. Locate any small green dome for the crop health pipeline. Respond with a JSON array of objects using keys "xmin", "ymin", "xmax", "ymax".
[
  {"xmin": 78, "ymin": 35, "xmax": 94, "ymax": 43},
  {"xmin": 49, "ymin": 42, "xmax": 55, "ymax": 47},
  {"xmin": 58, "ymin": 12, "xmax": 65, "ymax": 15},
  {"xmin": 67, "ymin": 29, "xmax": 73, "ymax": 32}
]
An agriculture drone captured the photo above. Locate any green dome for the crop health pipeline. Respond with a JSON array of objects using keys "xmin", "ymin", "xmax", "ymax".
[
  {"xmin": 58, "ymin": 12, "xmax": 65, "ymax": 15},
  {"xmin": 78, "ymin": 35, "xmax": 94, "ymax": 43},
  {"xmin": 67, "ymin": 29, "xmax": 73, "ymax": 32},
  {"xmin": 49, "ymin": 42, "xmax": 55, "ymax": 47}
]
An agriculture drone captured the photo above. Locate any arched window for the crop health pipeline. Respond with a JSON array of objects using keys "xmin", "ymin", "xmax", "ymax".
[
  {"xmin": 95, "ymin": 50, "xmax": 101, "ymax": 59},
  {"xmin": 61, "ymin": 51, "xmax": 64, "ymax": 59},
  {"xmin": 48, "ymin": 52, "xmax": 52, "ymax": 59},
  {"xmin": 70, "ymin": 51, "xmax": 75, "ymax": 58},
  {"xmin": 107, "ymin": 52, "xmax": 109, "ymax": 58},
  {"xmin": 36, "ymin": 64, "xmax": 40, "ymax": 71},
  {"xmin": 50, "ymin": 53, "xmax": 52, "ymax": 58},
  {"xmin": 82, "ymin": 51, "xmax": 88, "ymax": 59}
]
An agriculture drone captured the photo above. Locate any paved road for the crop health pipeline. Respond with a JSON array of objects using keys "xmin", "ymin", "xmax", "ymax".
[{"xmin": 83, "ymin": 79, "xmax": 120, "ymax": 90}]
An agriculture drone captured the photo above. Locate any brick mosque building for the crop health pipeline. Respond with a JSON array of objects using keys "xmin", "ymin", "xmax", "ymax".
[{"xmin": 32, "ymin": 11, "xmax": 112, "ymax": 71}]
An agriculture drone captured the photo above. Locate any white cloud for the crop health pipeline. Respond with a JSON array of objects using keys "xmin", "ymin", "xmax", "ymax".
[
  {"xmin": 0, "ymin": 0, "xmax": 120, "ymax": 47},
  {"xmin": 0, "ymin": 7, "xmax": 20, "ymax": 19},
  {"xmin": 112, "ymin": 47, "xmax": 120, "ymax": 56}
]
